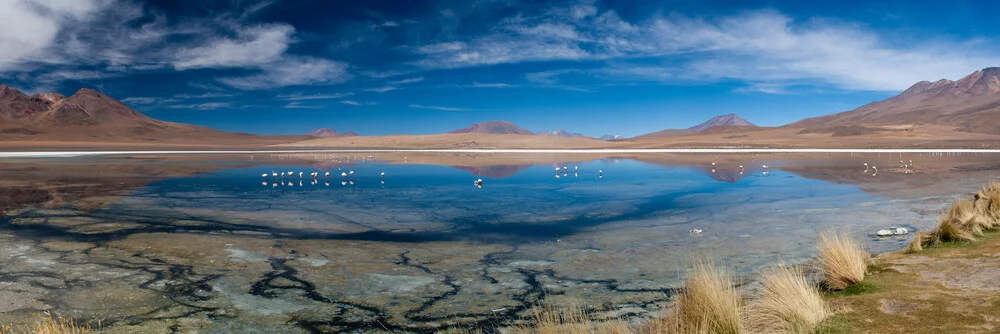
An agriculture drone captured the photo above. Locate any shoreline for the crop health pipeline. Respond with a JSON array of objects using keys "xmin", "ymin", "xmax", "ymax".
[{"xmin": 2, "ymin": 148, "xmax": 1000, "ymax": 158}]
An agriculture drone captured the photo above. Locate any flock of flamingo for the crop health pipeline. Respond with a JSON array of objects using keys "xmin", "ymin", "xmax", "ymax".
[
  {"xmin": 863, "ymin": 160, "xmax": 914, "ymax": 176},
  {"xmin": 553, "ymin": 165, "xmax": 603, "ymax": 179},
  {"xmin": 260, "ymin": 169, "xmax": 385, "ymax": 187}
]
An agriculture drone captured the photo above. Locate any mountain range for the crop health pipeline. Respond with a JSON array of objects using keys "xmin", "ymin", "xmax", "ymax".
[
  {"xmin": 0, "ymin": 85, "xmax": 274, "ymax": 142},
  {"xmin": 636, "ymin": 113, "xmax": 757, "ymax": 139},
  {"xmin": 306, "ymin": 128, "xmax": 358, "ymax": 137},
  {"xmin": 792, "ymin": 67, "xmax": 1000, "ymax": 134},
  {"xmin": 4, "ymin": 66, "xmax": 1000, "ymax": 145}
]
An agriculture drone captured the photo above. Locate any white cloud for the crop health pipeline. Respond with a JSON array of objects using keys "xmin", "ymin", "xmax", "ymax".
[
  {"xmin": 166, "ymin": 102, "xmax": 233, "ymax": 110},
  {"xmin": 173, "ymin": 24, "xmax": 293, "ymax": 70},
  {"xmin": 389, "ymin": 77, "xmax": 424, "ymax": 85},
  {"xmin": 217, "ymin": 56, "xmax": 351, "ymax": 90},
  {"xmin": 411, "ymin": 4, "xmax": 1000, "ymax": 91},
  {"xmin": 341, "ymin": 100, "xmax": 377, "ymax": 106},
  {"xmin": 470, "ymin": 82, "xmax": 517, "ymax": 88},
  {"xmin": 364, "ymin": 86, "xmax": 398, "ymax": 93},
  {"xmin": 283, "ymin": 101, "xmax": 324, "ymax": 109},
  {"xmin": 277, "ymin": 92, "xmax": 354, "ymax": 100},
  {"xmin": 0, "ymin": 0, "xmax": 108, "ymax": 72},
  {"xmin": 174, "ymin": 92, "xmax": 236, "ymax": 99},
  {"xmin": 408, "ymin": 103, "xmax": 473, "ymax": 111},
  {"xmin": 121, "ymin": 97, "xmax": 158, "ymax": 105}
]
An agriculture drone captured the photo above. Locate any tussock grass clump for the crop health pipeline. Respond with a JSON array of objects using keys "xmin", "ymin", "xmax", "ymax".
[
  {"xmin": 817, "ymin": 231, "xmax": 870, "ymax": 291},
  {"xmin": 647, "ymin": 262, "xmax": 742, "ymax": 334},
  {"xmin": 974, "ymin": 182, "xmax": 1000, "ymax": 224},
  {"xmin": 0, "ymin": 313, "xmax": 94, "ymax": 334},
  {"xmin": 907, "ymin": 231, "xmax": 937, "ymax": 253},
  {"xmin": 745, "ymin": 266, "xmax": 829, "ymax": 334},
  {"xmin": 910, "ymin": 183, "xmax": 1000, "ymax": 253},
  {"xmin": 511, "ymin": 304, "xmax": 633, "ymax": 334}
]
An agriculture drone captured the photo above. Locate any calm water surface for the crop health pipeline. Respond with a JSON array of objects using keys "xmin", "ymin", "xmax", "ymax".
[{"xmin": 0, "ymin": 153, "xmax": 995, "ymax": 332}]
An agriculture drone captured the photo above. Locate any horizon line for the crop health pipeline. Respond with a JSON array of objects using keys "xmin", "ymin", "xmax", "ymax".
[{"xmin": 1, "ymin": 148, "xmax": 999, "ymax": 158}]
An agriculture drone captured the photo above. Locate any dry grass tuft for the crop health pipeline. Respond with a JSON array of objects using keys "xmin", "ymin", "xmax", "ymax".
[
  {"xmin": 646, "ymin": 262, "xmax": 742, "ymax": 334},
  {"xmin": 510, "ymin": 304, "xmax": 634, "ymax": 334},
  {"xmin": 975, "ymin": 182, "xmax": 1000, "ymax": 225},
  {"xmin": 936, "ymin": 200, "xmax": 978, "ymax": 243},
  {"xmin": 817, "ymin": 231, "xmax": 870, "ymax": 291},
  {"xmin": 0, "ymin": 314, "xmax": 94, "ymax": 334},
  {"xmin": 906, "ymin": 231, "xmax": 937, "ymax": 253},
  {"xmin": 745, "ymin": 265, "xmax": 829, "ymax": 334}
]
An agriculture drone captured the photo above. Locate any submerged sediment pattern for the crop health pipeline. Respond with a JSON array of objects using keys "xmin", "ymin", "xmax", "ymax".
[{"xmin": 0, "ymin": 157, "xmax": 986, "ymax": 332}]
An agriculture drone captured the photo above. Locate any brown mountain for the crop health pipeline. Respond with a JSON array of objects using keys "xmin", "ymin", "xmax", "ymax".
[
  {"xmin": 306, "ymin": 128, "xmax": 358, "ymax": 137},
  {"xmin": 636, "ymin": 113, "xmax": 756, "ymax": 139},
  {"xmin": 0, "ymin": 84, "xmax": 301, "ymax": 144},
  {"xmin": 791, "ymin": 67, "xmax": 1000, "ymax": 134},
  {"xmin": 449, "ymin": 120, "xmax": 533, "ymax": 135},
  {"xmin": 536, "ymin": 129, "xmax": 588, "ymax": 138},
  {"xmin": 689, "ymin": 113, "xmax": 756, "ymax": 132}
]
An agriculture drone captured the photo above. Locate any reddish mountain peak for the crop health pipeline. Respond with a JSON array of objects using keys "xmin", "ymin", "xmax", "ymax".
[
  {"xmin": 0, "ymin": 84, "xmax": 26, "ymax": 100},
  {"xmin": 953, "ymin": 67, "xmax": 1000, "ymax": 95},
  {"xmin": 30, "ymin": 92, "xmax": 66, "ymax": 104},
  {"xmin": 689, "ymin": 113, "xmax": 755, "ymax": 132},
  {"xmin": 449, "ymin": 120, "xmax": 533, "ymax": 135}
]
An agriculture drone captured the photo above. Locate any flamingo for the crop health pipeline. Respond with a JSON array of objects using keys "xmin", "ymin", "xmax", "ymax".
[
  {"xmin": 325, "ymin": 171, "xmax": 330, "ymax": 177},
  {"xmin": 341, "ymin": 172, "xmax": 348, "ymax": 177},
  {"xmin": 872, "ymin": 166, "xmax": 878, "ymax": 176},
  {"xmin": 287, "ymin": 170, "xmax": 293, "ymax": 176},
  {"xmin": 864, "ymin": 163, "xmax": 869, "ymax": 173},
  {"xmin": 349, "ymin": 170, "xmax": 355, "ymax": 176},
  {"xmin": 298, "ymin": 172, "xmax": 303, "ymax": 179},
  {"xmin": 272, "ymin": 171, "xmax": 277, "ymax": 177},
  {"xmin": 261, "ymin": 173, "xmax": 269, "ymax": 178},
  {"xmin": 380, "ymin": 172, "xmax": 385, "ymax": 177}
]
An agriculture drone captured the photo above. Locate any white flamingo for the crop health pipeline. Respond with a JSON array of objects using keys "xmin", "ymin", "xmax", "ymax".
[
  {"xmin": 380, "ymin": 172, "xmax": 385, "ymax": 177},
  {"xmin": 341, "ymin": 172, "xmax": 348, "ymax": 177},
  {"xmin": 261, "ymin": 173, "xmax": 269, "ymax": 178},
  {"xmin": 349, "ymin": 170, "xmax": 355, "ymax": 176},
  {"xmin": 864, "ymin": 163, "xmax": 869, "ymax": 173},
  {"xmin": 872, "ymin": 166, "xmax": 878, "ymax": 176},
  {"xmin": 324, "ymin": 171, "xmax": 330, "ymax": 177}
]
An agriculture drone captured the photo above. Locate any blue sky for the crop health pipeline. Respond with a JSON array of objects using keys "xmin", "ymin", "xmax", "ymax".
[{"xmin": 1, "ymin": 0, "xmax": 998, "ymax": 137}]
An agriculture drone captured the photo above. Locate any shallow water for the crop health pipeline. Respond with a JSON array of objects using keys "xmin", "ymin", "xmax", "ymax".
[{"xmin": 0, "ymin": 153, "xmax": 997, "ymax": 332}]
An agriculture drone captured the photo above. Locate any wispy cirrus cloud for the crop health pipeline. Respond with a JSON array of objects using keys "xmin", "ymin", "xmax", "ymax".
[
  {"xmin": 364, "ymin": 86, "xmax": 398, "ymax": 93},
  {"xmin": 408, "ymin": 104, "xmax": 473, "ymax": 111},
  {"xmin": 340, "ymin": 100, "xmax": 378, "ymax": 106},
  {"xmin": 283, "ymin": 101, "xmax": 325, "ymax": 109},
  {"xmin": 276, "ymin": 92, "xmax": 354, "ymax": 100},
  {"xmin": 410, "ymin": 3, "xmax": 1000, "ymax": 91},
  {"xmin": 389, "ymin": 77, "xmax": 424, "ymax": 85},
  {"xmin": 166, "ymin": 102, "xmax": 234, "ymax": 110}
]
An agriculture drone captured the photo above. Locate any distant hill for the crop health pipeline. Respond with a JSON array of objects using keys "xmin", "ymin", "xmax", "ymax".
[
  {"xmin": 791, "ymin": 67, "xmax": 1000, "ymax": 134},
  {"xmin": 689, "ymin": 113, "xmax": 755, "ymax": 132},
  {"xmin": 537, "ymin": 129, "xmax": 588, "ymax": 138},
  {"xmin": 306, "ymin": 128, "xmax": 358, "ymax": 137},
  {"xmin": 599, "ymin": 134, "xmax": 624, "ymax": 141},
  {"xmin": 449, "ymin": 120, "xmax": 533, "ymax": 135},
  {"xmin": 0, "ymin": 84, "xmax": 297, "ymax": 143},
  {"xmin": 636, "ymin": 113, "xmax": 756, "ymax": 139}
]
